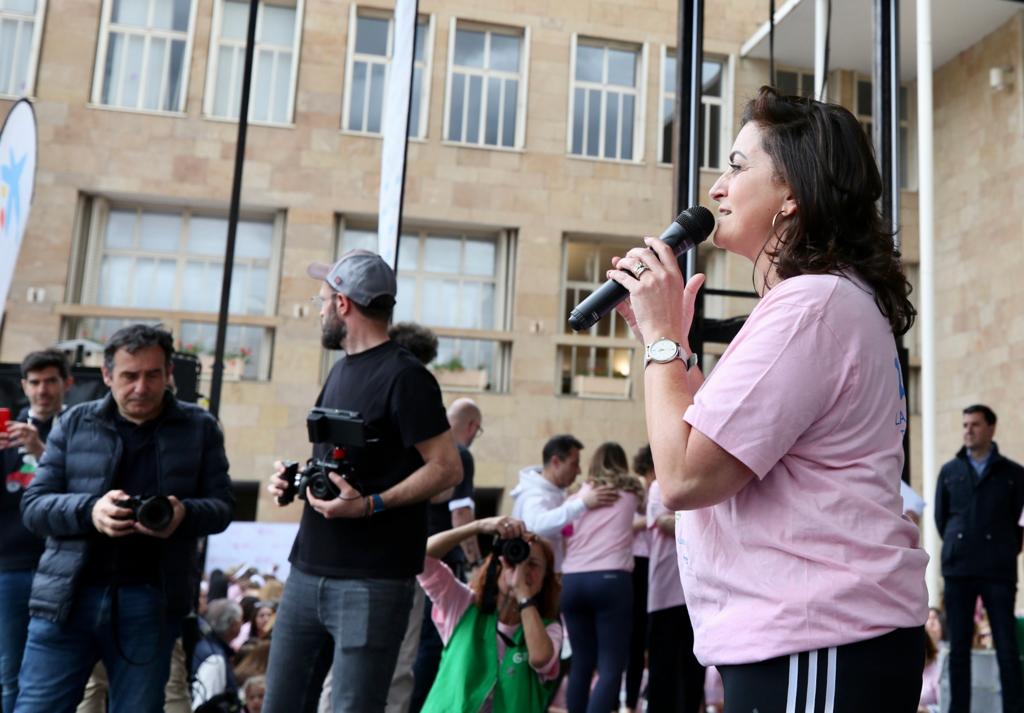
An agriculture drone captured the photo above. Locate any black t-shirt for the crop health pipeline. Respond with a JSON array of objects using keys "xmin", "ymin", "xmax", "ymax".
[
  {"xmin": 427, "ymin": 444, "xmax": 475, "ymax": 568},
  {"xmin": 288, "ymin": 340, "xmax": 450, "ymax": 579}
]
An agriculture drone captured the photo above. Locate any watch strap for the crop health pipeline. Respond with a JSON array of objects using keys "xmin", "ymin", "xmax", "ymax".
[{"xmin": 517, "ymin": 596, "xmax": 537, "ymax": 611}]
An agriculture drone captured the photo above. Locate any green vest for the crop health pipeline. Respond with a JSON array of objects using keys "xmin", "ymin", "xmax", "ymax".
[{"xmin": 420, "ymin": 604, "xmax": 557, "ymax": 713}]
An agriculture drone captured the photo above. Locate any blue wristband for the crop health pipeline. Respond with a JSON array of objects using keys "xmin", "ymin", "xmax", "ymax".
[{"xmin": 371, "ymin": 494, "xmax": 385, "ymax": 514}]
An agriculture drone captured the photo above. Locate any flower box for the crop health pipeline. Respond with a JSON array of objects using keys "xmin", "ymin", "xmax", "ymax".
[
  {"xmin": 572, "ymin": 375, "xmax": 630, "ymax": 399},
  {"xmin": 433, "ymin": 368, "xmax": 488, "ymax": 391}
]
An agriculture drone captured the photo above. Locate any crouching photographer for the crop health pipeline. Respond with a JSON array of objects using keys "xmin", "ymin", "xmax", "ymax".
[
  {"xmin": 263, "ymin": 251, "xmax": 462, "ymax": 713},
  {"xmin": 417, "ymin": 516, "xmax": 562, "ymax": 713}
]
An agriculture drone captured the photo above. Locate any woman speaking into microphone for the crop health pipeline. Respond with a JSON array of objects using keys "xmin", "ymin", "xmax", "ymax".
[{"xmin": 608, "ymin": 86, "xmax": 928, "ymax": 713}]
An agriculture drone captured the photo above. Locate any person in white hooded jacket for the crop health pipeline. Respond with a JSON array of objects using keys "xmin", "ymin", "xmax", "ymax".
[{"xmin": 510, "ymin": 434, "xmax": 618, "ymax": 573}]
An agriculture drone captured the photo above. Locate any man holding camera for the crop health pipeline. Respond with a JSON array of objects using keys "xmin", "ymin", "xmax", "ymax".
[
  {"xmin": 264, "ymin": 251, "xmax": 462, "ymax": 713},
  {"xmin": 15, "ymin": 324, "xmax": 234, "ymax": 712},
  {"xmin": 0, "ymin": 349, "xmax": 73, "ymax": 713}
]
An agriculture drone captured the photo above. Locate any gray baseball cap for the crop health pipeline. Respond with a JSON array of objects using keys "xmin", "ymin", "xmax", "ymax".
[{"xmin": 307, "ymin": 250, "xmax": 397, "ymax": 306}]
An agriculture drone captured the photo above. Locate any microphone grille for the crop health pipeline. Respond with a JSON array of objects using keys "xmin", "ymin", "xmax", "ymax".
[{"xmin": 677, "ymin": 205, "xmax": 716, "ymax": 237}]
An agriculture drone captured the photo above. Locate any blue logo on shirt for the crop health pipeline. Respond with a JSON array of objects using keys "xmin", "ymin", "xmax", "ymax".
[{"xmin": 894, "ymin": 357, "xmax": 907, "ymax": 434}]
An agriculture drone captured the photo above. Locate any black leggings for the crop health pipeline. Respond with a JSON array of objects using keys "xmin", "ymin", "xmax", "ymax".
[
  {"xmin": 718, "ymin": 626, "xmax": 925, "ymax": 713},
  {"xmin": 625, "ymin": 557, "xmax": 649, "ymax": 708}
]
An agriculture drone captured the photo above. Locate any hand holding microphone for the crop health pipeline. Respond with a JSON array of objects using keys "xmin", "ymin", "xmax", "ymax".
[{"xmin": 567, "ymin": 206, "xmax": 715, "ymax": 332}]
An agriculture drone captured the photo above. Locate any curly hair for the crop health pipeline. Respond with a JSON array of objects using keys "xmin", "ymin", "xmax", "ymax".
[{"xmin": 742, "ymin": 86, "xmax": 916, "ymax": 335}]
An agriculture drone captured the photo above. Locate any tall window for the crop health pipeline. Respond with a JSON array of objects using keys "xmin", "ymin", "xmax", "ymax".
[
  {"xmin": 444, "ymin": 22, "xmax": 527, "ymax": 149},
  {"xmin": 558, "ymin": 237, "xmax": 638, "ymax": 398},
  {"xmin": 776, "ymin": 69, "xmax": 815, "ymax": 98},
  {"xmin": 73, "ymin": 202, "xmax": 282, "ymax": 380},
  {"xmin": 0, "ymin": 0, "xmax": 46, "ymax": 98},
  {"xmin": 92, "ymin": 0, "xmax": 195, "ymax": 112},
  {"xmin": 343, "ymin": 8, "xmax": 431, "ymax": 138},
  {"xmin": 659, "ymin": 50, "xmax": 727, "ymax": 168},
  {"xmin": 569, "ymin": 37, "xmax": 643, "ymax": 161},
  {"xmin": 856, "ymin": 79, "xmax": 912, "ymax": 189},
  {"xmin": 205, "ymin": 0, "xmax": 302, "ymax": 124},
  {"xmin": 337, "ymin": 224, "xmax": 511, "ymax": 392}
]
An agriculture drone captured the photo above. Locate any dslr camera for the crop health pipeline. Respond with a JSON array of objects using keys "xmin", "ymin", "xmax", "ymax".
[
  {"xmin": 116, "ymin": 495, "xmax": 175, "ymax": 531},
  {"xmin": 492, "ymin": 536, "xmax": 531, "ymax": 566},
  {"xmin": 277, "ymin": 408, "xmax": 370, "ymax": 504}
]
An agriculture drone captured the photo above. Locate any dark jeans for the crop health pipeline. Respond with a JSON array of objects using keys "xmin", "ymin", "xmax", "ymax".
[
  {"xmin": 0, "ymin": 570, "xmax": 33, "ymax": 713},
  {"xmin": 409, "ymin": 600, "xmax": 443, "ymax": 713},
  {"xmin": 14, "ymin": 584, "xmax": 181, "ymax": 713},
  {"xmin": 719, "ymin": 626, "xmax": 924, "ymax": 713},
  {"xmin": 625, "ymin": 557, "xmax": 648, "ymax": 708},
  {"xmin": 561, "ymin": 570, "xmax": 632, "ymax": 713},
  {"xmin": 263, "ymin": 568, "xmax": 414, "ymax": 713},
  {"xmin": 945, "ymin": 576, "xmax": 1024, "ymax": 713},
  {"xmin": 646, "ymin": 605, "xmax": 703, "ymax": 713}
]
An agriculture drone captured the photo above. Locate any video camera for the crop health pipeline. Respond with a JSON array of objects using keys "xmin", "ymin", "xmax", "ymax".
[{"xmin": 277, "ymin": 408, "xmax": 371, "ymax": 505}]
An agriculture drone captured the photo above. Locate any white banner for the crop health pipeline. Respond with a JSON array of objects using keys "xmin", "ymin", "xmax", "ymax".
[
  {"xmin": 205, "ymin": 521, "xmax": 300, "ymax": 581},
  {"xmin": 377, "ymin": 0, "xmax": 419, "ymax": 269},
  {"xmin": 0, "ymin": 100, "xmax": 37, "ymax": 323}
]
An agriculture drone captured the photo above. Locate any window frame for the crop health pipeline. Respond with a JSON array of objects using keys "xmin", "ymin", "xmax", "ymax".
[
  {"xmin": 202, "ymin": 0, "xmax": 305, "ymax": 126},
  {"xmin": 566, "ymin": 33, "xmax": 648, "ymax": 164},
  {"xmin": 90, "ymin": 0, "xmax": 199, "ymax": 115},
  {"xmin": 0, "ymin": 0, "xmax": 48, "ymax": 99},
  {"xmin": 334, "ymin": 218, "xmax": 514, "ymax": 393},
  {"xmin": 441, "ymin": 18, "xmax": 530, "ymax": 151},
  {"xmin": 657, "ymin": 48, "xmax": 731, "ymax": 169},
  {"xmin": 340, "ymin": 5, "xmax": 434, "ymax": 140},
  {"xmin": 73, "ymin": 198, "xmax": 285, "ymax": 380},
  {"xmin": 855, "ymin": 76, "xmax": 915, "ymax": 190},
  {"xmin": 557, "ymin": 234, "xmax": 643, "ymax": 399}
]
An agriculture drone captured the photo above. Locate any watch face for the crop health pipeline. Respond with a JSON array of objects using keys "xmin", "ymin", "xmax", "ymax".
[{"xmin": 649, "ymin": 339, "xmax": 678, "ymax": 361}]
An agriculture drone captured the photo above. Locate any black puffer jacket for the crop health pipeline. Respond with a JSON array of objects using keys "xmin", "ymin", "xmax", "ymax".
[
  {"xmin": 21, "ymin": 393, "xmax": 234, "ymax": 623},
  {"xmin": 934, "ymin": 443, "xmax": 1024, "ymax": 582}
]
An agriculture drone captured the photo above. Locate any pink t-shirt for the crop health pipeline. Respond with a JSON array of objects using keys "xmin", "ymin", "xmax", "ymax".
[
  {"xmin": 417, "ymin": 557, "xmax": 562, "ymax": 685},
  {"xmin": 562, "ymin": 483, "xmax": 639, "ymax": 574},
  {"xmin": 646, "ymin": 480, "xmax": 684, "ymax": 613},
  {"xmin": 681, "ymin": 273, "xmax": 929, "ymax": 665},
  {"xmin": 632, "ymin": 526, "xmax": 650, "ymax": 558}
]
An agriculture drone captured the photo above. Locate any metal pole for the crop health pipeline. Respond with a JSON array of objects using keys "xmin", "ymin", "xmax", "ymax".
[
  {"xmin": 814, "ymin": 0, "xmax": 828, "ymax": 99},
  {"xmin": 873, "ymin": 0, "xmax": 901, "ymax": 243},
  {"xmin": 674, "ymin": 0, "xmax": 705, "ymax": 358},
  {"xmin": 916, "ymin": 0, "xmax": 940, "ymax": 607},
  {"xmin": 209, "ymin": 0, "xmax": 259, "ymax": 418}
]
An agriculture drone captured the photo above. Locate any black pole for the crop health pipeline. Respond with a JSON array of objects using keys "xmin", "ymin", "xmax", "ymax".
[
  {"xmin": 874, "ymin": 0, "xmax": 909, "ymax": 483},
  {"xmin": 209, "ymin": 0, "xmax": 259, "ymax": 418},
  {"xmin": 390, "ymin": 1, "xmax": 419, "ymax": 276},
  {"xmin": 675, "ymin": 0, "xmax": 705, "ymax": 359}
]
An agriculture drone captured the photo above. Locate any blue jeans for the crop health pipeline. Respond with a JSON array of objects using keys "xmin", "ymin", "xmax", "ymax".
[
  {"xmin": 561, "ymin": 570, "xmax": 633, "ymax": 713},
  {"xmin": 263, "ymin": 568, "xmax": 414, "ymax": 713},
  {"xmin": 14, "ymin": 584, "xmax": 181, "ymax": 713},
  {"xmin": 0, "ymin": 570, "xmax": 34, "ymax": 713}
]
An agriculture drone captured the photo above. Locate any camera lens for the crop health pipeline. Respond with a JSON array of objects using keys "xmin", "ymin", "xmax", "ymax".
[
  {"xmin": 137, "ymin": 496, "xmax": 174, "ymax": 531},
  {"xmin": 497, "ymin": 537, "xmax": 530, "ymax": 566}
]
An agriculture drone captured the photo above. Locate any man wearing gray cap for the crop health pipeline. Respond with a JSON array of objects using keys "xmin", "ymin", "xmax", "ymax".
[{"xmin": 263, "ymin": 250, "xmax": 463, "ymax": 713}]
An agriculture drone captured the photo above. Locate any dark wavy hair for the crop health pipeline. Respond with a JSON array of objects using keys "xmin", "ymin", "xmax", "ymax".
[{"xmin": 742, "ymin": 86, "xmax": 916, "ymax": 335}]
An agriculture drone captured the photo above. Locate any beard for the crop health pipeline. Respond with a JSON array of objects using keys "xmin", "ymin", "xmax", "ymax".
[{"xmin": 321, "ymin": 310, "xmax": 347, "ymax": 350}]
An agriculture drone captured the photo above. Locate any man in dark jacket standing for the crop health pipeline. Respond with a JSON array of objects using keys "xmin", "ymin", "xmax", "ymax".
[
  {"xmin": 14, "ymin": 325, "xmax": 234, "ymax": 713},
  {"xmin": 935, "ymin": 404, "xmax": 1024, "ymax": 713},
  {"xmin": 0, "ymin": 349, "xmax": 72, "ymax": 713}
]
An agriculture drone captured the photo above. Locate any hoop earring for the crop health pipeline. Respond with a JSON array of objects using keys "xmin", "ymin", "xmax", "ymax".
[{"xmin": 771, "ymin": 210, "xmax": 786, "ymax": 233}]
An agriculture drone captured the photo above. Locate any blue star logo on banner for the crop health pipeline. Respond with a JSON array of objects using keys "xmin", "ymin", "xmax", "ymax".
[{"xmin": 1, "ymin": 149, "xmax": 27, "ymax": 239}]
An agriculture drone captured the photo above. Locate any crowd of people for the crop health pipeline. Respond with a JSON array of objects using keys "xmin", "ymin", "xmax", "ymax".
[{"xmin": 2, "ymin": 85, "xmax": 1020, "ymax": 713}]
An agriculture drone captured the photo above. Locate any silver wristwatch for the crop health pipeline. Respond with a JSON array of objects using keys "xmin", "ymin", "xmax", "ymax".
[{"xmin": 644, "ymin": 338, "xmax": 698, "ymax": 370}]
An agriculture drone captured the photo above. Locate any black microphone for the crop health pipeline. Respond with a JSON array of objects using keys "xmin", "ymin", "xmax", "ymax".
[{"xmin": 567, "ymin": 206, "xmax": 716, "ymax": 332}]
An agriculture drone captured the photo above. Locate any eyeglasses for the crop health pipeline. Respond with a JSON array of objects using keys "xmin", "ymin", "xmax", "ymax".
[{"xmin": 476, "ymin": 425, "xmax": 484, "ymax": 438}]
